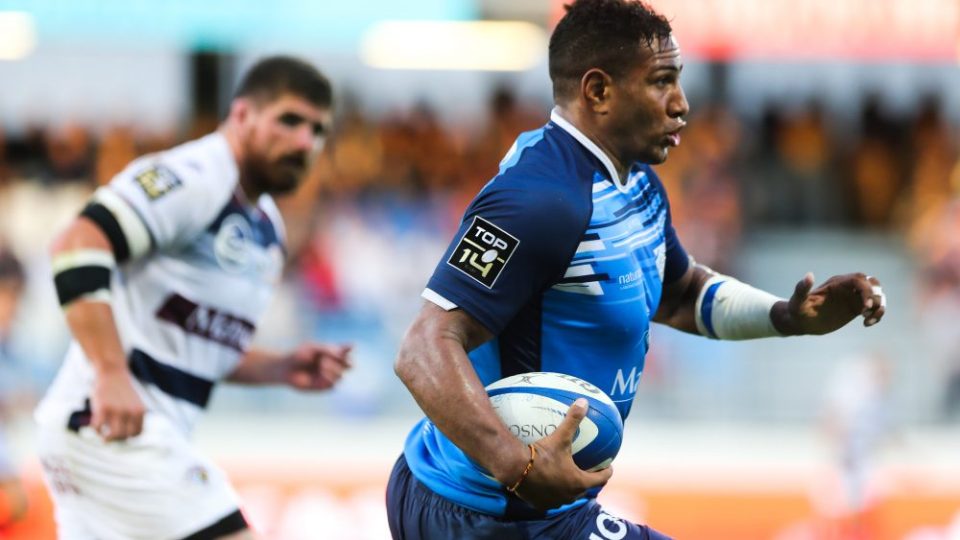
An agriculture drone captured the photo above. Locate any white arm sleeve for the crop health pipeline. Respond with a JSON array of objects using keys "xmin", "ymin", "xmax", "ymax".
[{"xmin": 694, "ymin": 275, "xmax": 785, "ymax": 340}]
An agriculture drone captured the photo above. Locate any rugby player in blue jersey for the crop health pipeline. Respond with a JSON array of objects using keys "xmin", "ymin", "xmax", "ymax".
[{"xmin": 388, "ymin": 1, "xmax": 887, "ymax": 538}]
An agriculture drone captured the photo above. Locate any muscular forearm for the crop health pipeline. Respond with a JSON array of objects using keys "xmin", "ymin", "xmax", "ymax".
[
  {"xmin": 394, "ymin": 307, "xmax": 528, "ymax": 485},
  {"xmin": 226, "ymin": 348, "xmax": 285, "ymax": 384},
  {"xmin": 65, "ymin": 302, "xmax": 128, "ymax": 374}
]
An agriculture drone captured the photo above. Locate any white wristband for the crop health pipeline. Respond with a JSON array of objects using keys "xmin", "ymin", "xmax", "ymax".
[{"xmin": 694, "ymin": 275, "xmax": 784, "ymax": 340}]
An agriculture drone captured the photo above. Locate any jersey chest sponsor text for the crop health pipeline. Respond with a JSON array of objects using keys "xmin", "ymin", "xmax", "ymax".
[
  {"xmin": 610, "ymin": 365, "xmax": 643, "ymax": 397},
  {"xmin": 155, "ymin": 293, "xmax": 254, "ymax": 351}
]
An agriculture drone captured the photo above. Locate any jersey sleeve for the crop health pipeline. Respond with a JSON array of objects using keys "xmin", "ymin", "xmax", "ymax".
[
  {"xmin": 101, "ymin": 155, "xmax": 234, "ymax": 252},
  {"xmin": 648, "ymin": 167, "xmax": 689, "ymax": 284},
  {"xmin": 424, "ymin": 180, "xmax": 589, "ymax": 335}
]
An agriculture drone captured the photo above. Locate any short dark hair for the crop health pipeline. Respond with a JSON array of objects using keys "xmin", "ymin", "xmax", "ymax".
[
  {"xmin": 549, "ymin": 0, "xmax": 672, "ymax": 100},
  {"xmin": 234, "ymin": 56, "xmax": 333, "ymax": 108}
]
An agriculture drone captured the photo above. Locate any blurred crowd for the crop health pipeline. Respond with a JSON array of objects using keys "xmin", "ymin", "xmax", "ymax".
[
  {"xmin": 4, "ymin": 87, "xmax": 956, "ymax": 259},
  {"xmin": 1, "ymin": 86, "xmax": 959, "ymax": 419}
]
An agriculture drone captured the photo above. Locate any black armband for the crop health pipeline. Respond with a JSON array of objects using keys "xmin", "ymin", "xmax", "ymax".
[
  {"xmin": 80, "ymin": 188, "xmax": 154, "ymax": 263},
  {"xmin": 52, "ymin": 250, "xmax": 114, "ymax": 306}
]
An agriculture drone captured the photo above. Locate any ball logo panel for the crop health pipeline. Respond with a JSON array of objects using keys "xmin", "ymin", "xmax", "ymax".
[
  {"xmin": 447, "ymin": 216, "xmax": 519, "ymax": 288},
  {"xmin": 490, "ymin": 393, "xmax": 563, "ymax": 442},
  {"xmin": 488, "ymin": 372, "xmax": 610, "ymax": 403}
]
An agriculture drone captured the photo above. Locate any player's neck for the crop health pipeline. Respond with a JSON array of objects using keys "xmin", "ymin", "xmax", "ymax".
[
  {"xmin": 554, "ymin": 106, "xmax": 629, "ymax": 183},
  {"xmin": 219, "ymin": 125, "xmax": 264, "ymax": 203}
]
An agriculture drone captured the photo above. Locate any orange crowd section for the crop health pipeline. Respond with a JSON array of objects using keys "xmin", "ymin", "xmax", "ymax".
[{"xmin": 3, "ymin": 463, "xmax": 958, "ymax": 540}]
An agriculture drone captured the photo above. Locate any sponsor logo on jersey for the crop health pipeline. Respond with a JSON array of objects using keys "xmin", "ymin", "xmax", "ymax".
[
  {"xmin": 447, "ymin": 216, "xmax": 519, "ymax": 288},
  {"xmin": 617, "ymin": 269, "xmax": 643, "ymax": 287},
  {"xmin": 156, "ymin": 293, "xmax": 255, "ymax": 351},
  {"xmin": 214, "ymin": 214, "xmax": 254, "ymax": 273},
  {"xmin": 589, "ymin": 512, "xmax": 628, "ymax": 540},
  {"xmin": 610, "ymin": 366, "xmax": 643, "ymax": 397},
  {"xmin": 134, "ymin": 165, "xmax": 182, "ymax": 200},
  {"xmin": 185, "ymin": 465, "xmax": 210, "ymax": 486}
]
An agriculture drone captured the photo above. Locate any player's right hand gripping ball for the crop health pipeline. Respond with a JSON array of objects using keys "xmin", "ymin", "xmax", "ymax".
[{"xmin": 487, "ymin": 372, "xmax": 623, "ymax": 471}]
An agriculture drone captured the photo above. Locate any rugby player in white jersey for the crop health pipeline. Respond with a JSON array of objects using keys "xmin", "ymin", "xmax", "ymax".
[{"xmin": 35, "ymin": 56, "xmax": 350, "ymax": 540}]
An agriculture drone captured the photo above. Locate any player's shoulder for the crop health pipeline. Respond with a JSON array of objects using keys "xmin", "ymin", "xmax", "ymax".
[
  {"xmin": 473, "ymin": 173, "xmax": 589, "ymax": 230},
  {"xmin": 499, "ymin": 123, "xmax": 595, "ymax": 183},
  {"xmin": 116, "ymin": 132, "xmax": 237, "ymax": 201},
  {"xmin": 480, "ymin": 124, "xmax": 595, "ymax": 221}
]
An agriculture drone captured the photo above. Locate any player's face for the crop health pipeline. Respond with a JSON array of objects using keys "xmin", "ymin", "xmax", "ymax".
[
  {"xmin": 242, "ymin": 93, "xmax": 331, "ymax": 195},
  {"xmin": 606, "ymin": 34, "xmax": 688, "ymax": 165}
]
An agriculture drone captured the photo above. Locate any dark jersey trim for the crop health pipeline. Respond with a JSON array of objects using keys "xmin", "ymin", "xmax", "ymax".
[
  {"xmin": 557, "ymin": 272, "xmax": 610, "ymax": 285},
  {"xmin": 129, "ymin": 349, "xmax": 215, "ymax": 408},
  {"xmin": 66, "ymin": 398, "xmax": 93, "ymax": 432},
  {"xmin": 179, "ymin": 509, "xmax": 247, "ymax": 540},
  {"xmin": 699, "ymin": 281, "xmax": 724, "ymax": 339},
  {"xmin": 503, "ymin": 491, "xmax": 547, "ymax": 520},
  {"xmin": 80, "ymin": 203, "xmax": 131, "ymax": 263},
  {"xmin": 497, "ymin": 299, "xmax": 544, "ymax": 379}
]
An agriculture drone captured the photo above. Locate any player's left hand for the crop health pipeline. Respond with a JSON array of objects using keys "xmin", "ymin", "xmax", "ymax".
[
  {"xmin": 772, "ymin": 272, "xmax": 886, "ymax": 336},
  {"xmin": 284, "ymin": 342, "xmax": 353, "ymax": 391}
]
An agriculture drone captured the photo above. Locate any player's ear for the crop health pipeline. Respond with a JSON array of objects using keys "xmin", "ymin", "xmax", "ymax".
[
  {"xmin": 228, "ymin": 97, "xmax": 253, "ymax": 125},
  {"xmin": 581, "ymin": 69, "xmax": 613, "ymax": 115}
]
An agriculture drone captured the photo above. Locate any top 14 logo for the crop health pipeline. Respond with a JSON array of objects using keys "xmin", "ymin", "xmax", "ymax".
[{"xmin": 447, "ymin": 216, "xmax": 520, "ymax": 288}]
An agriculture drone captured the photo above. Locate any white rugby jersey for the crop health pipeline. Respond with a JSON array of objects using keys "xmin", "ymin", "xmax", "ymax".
[{"xmin": 36, "ymin": 132, "xmax": 286, "ymax": 435}]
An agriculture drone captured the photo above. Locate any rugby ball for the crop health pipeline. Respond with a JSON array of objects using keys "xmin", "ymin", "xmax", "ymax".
[{"xmin": 486, "ymin": 372, "xmax": 623, "ymax": 471}]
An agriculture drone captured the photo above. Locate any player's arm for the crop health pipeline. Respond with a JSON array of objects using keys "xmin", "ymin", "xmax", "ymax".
[
  {"xmin": 648, "ymin": 169, "xmax": 885, "ymax": 338},
  {"xmin": 395, "ymin": 303, "xmax": 612, "ymax": 511},
  {"xmin": 51, "ymin": 214, "xmax": 146, "ymax": 441},
  {"xmin": 654, "ymin": 263, "xmax": 887, "ymax": 338},
  {"xmin": 56, "ymin": 158, "xmax": 231, "ymax": 440},
  {"xmin": 226, "ymin": 343, "xmax": 352, "ymax": 390}
]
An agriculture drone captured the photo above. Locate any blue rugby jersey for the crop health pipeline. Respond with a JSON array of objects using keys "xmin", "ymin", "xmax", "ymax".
[{"xmin": 405, "ymin": 109, "xmax": 690, "ymax": 517}]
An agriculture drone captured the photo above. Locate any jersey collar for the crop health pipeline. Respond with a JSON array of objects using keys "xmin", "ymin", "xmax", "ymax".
[
  {"xmin": 209, "ymin": 131, "xmax": 240, "ymax": 183},
  {"xmin": 550, "ymin": 107, "xmax": 629, "ymax": 193}
]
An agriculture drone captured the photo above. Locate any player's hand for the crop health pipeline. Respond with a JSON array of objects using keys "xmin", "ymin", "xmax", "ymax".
[
  {"xmin": 91, "ymin": 367, "xmax": 145, "ymax": 442},
  {"xmin": 772, "ymin": 272, "xmax": 886, "ymax": 336},
  {"xmin": 513, "ymin": 399, "xmax": 613, "ymax": 511},
  {"xmin": 284, "ymin": 342, "xmax": 353, "ymax": 391}
]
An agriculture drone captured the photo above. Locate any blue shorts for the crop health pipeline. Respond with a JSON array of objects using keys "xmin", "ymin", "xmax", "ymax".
[{"xmin": 386, "ymin": 455, "xmax": 673, "ymax": 540}]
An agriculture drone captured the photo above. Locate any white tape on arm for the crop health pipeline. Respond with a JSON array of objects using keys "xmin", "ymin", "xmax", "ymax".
[{"xmin": 694, "ymin": 275, "xmax": 784, "ymax": 340}]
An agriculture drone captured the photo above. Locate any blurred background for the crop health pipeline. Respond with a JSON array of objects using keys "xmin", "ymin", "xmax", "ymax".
[{"xmin": 0, "ymin": 0, "xmax": 959, "ymax": 538}]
